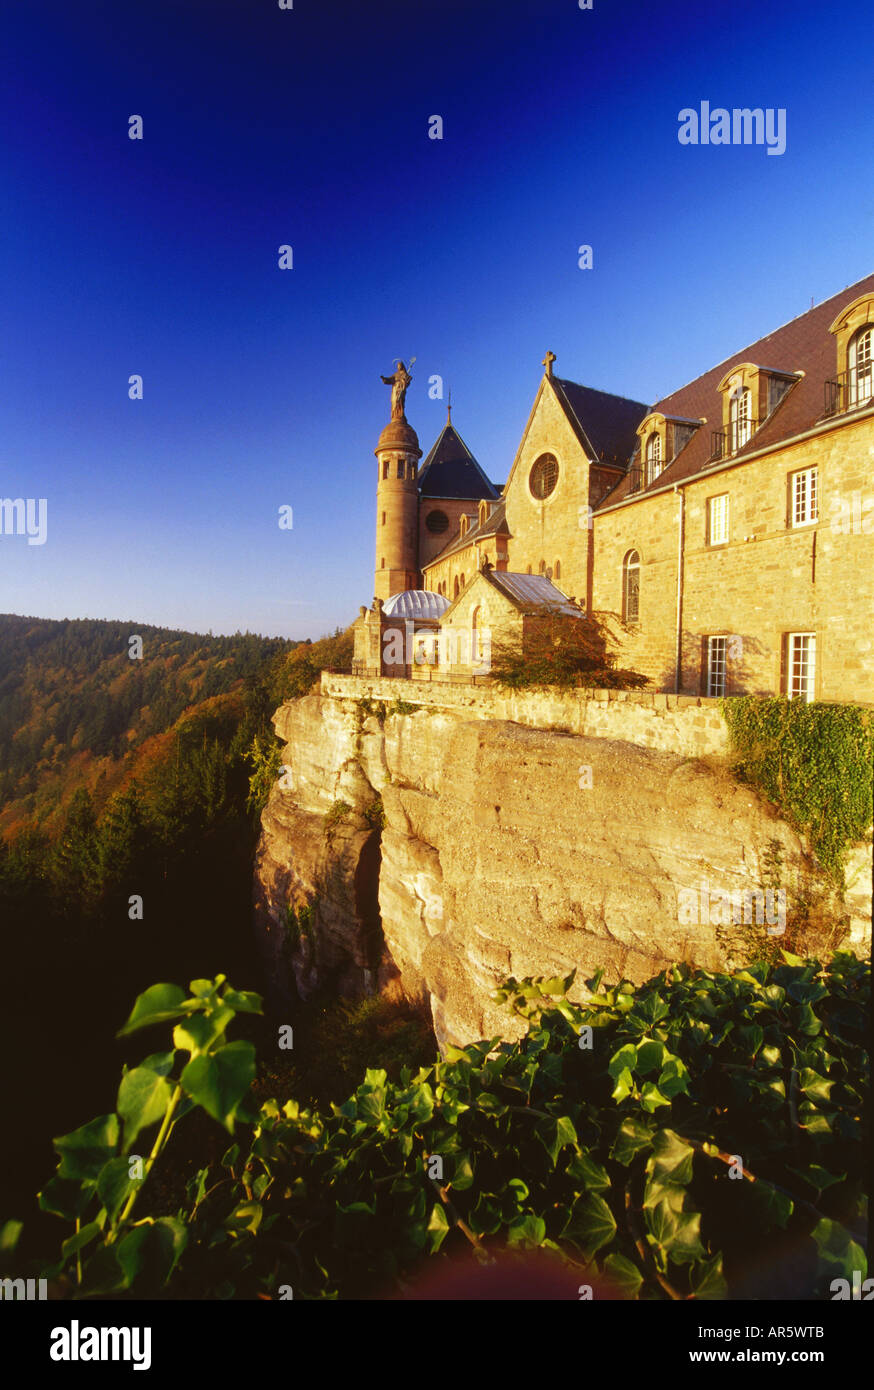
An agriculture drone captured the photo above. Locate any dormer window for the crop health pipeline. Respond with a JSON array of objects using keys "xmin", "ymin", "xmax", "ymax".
[
  {"xmin": 478, "ymin": 500, "xmax": 489, "ymax": 526},
  {"xmin": 729, "ymin": 386, "xmax": 752, "ymax": 451},
  {"xmin": 645, "ymin": 431, "xmax": 663, "ymax": 485},
  {"xmin": 460, "ymin": 515, "xmax": 469, "ymax": 537},
  {"xmin": 826, "ymin": 294, "xmax": 874, "ymax": 416},
  {"xmin": 849, "ymin": 326, "xmax": 873, "ymax": 407}
]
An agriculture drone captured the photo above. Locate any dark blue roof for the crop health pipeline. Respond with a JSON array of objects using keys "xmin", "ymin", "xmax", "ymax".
[{"xmin": 418, "ymin": 423, "xmax": 500, "ymax": 500}]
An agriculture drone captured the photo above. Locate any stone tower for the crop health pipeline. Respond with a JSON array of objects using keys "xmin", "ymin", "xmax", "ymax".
[{"xmin": 374, "ymin": 363, "xmax": 422, "ymax": 601}]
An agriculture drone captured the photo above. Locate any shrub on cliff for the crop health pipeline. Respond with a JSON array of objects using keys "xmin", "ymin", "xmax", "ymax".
[
  {"xmin": 275, "ymin": 626, "xmax": 354, "ymax": 701},
  {"xmin": 12, "ymin": 953, "xmax": 867, "ymax": 1301},
  {"xmin": 491, "ymin": 611, "xmax": 648, "ymax": 691}
]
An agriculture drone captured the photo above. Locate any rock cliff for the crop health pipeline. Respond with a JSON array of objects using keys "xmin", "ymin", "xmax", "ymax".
[{"xmin": 253, "ymin": 691, "xmax": 868, "ymax": 1047}]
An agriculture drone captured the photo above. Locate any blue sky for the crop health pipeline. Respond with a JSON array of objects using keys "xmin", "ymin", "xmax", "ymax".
[{"xmin": 1, "ymin": 0, "xmax": 871, "ymax": 638}]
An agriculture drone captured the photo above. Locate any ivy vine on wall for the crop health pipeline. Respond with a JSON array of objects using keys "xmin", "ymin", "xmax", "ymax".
[{"xmin": 720, "ymin": 697, "xmax": 874, "ymax": 882}]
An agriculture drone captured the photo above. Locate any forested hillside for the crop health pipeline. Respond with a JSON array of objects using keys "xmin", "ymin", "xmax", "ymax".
[
  {"xmin": 0, "ymin": 613, "xmax": 353, "ymax": 1244},
  {"xmin": 0, "ymin": 614, "xmax": 298, "ymax": 831}
]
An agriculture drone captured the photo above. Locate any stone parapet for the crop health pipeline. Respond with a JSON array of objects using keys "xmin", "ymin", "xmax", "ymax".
[{"xmin": 320, "ymin": 672, "xmax": 729, "ymax": 757}]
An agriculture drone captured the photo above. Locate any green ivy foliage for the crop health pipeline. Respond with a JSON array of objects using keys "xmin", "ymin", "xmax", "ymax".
[
  {"xmin": 12, "ymin": 955, "xmax": 867, "ymax": 1301},
  {"xmin": 245, "ymin": 731, "xmax": 284, "ymax": 815},
  {"xmin": 721, "ymin": 697, "xmax": 874, "ymax": 881}
]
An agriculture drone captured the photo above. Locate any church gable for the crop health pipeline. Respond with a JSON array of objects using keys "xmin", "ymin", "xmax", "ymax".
[{"xmin": 501, "ymin": 369, "xmax": 595, "ymax": 592}]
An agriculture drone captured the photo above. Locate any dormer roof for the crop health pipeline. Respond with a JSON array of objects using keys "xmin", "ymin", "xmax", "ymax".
[{"xmin": 599, "ymin": 271, "xmax": 874, "ymax": 508}]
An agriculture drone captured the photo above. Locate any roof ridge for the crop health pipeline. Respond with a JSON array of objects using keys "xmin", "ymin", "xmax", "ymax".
[
  {"xmin": 553, "ymin": 375, "xmax": 649, "ymax": 408},
  {"xmin": 654, "ymin": 272, "xmax": 874, "ymax": 408}
]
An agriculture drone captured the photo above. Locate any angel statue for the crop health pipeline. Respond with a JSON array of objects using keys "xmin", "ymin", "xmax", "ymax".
[{"xmin": 380, "ymin": 358, "xmax": 416, "ymax": 421}]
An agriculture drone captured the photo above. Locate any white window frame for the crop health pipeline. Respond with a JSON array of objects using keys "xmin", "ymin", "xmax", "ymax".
[
  {"xmin": 708, "ymin": 493, "xmax": 729, "ymax": 545},
  {"xmin": 791, "ymin": 467, "xmax": 819, "ymax": 527},
  {"xmin": 706, "ymin": 636, "xmax": 728, "ymax": 697},
  {"xmin": 786, "ymin": 632, "xmax": 816, "ymax": 703},
  {"xmin": 729, "ymin": 386, "xmax": 752, "ymax": 450},
  {"xmin": 849, "ymin": 326, "xmax": 873, "ymax": 407},
  {"xmin": 645, "ymin": 431, "xmax": 663, "ymax": 485}
]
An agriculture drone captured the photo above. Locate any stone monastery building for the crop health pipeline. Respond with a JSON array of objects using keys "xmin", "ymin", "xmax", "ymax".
[{"xmin": 354, "ymin": 275, "xmax": 874, "ymax": 704}]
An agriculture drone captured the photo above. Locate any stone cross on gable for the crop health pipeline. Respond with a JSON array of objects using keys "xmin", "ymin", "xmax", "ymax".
[{"xmin": 542, "ymin": 350, "xmax": 556, "ymax": 378}]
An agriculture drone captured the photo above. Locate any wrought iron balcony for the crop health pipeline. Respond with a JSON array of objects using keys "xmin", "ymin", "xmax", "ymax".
[
  {"xmin": 709, "ymin": 418, "xmax": 759, "ymax": 462},
  {"xmin": 823, "ymin": 370, "xmax": 874, "ymax": 418}
]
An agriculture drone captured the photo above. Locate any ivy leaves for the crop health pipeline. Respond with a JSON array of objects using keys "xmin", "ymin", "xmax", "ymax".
[
  {"xmin": 35, "ymin": 975, "xmax": 262, "ymax": 1296},
  {"xmin": 721, "ymin": 696, "xmax": 873, "ymax": 881},
  {"xmin": 25, "ymin": 955, "xmax": 868, "ymax": 1301}
]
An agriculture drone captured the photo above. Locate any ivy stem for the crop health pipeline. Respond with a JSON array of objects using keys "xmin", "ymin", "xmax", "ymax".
[
  {"xmin": 75, "ymin": 1219, "xmax": 82, "ymax": 1286},
  {"xmin": 109, "ymin": 1083, "xmax": 184, "ymax": 1240},
  {"xmin": 623, "ymin": 1184, "xmax": 683, "ymax": 1300}
]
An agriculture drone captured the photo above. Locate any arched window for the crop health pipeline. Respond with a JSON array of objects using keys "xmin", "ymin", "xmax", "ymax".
[
  {"xmin": 729, "ymin": 387, "xmax": 752, "ymax": 450},
  {"xmin": 381, "ymin": 511, "xmax": 386, "ymax": 526},
  {"xmin": 849, "ymin": 326, "xmax": 873, "ymax": 406},
  {"xmin": 645, "ymin": 431, "xmax": 662, "ymax": 485},
  {"xmin": 623, "ymin": 550, "xmax": 640, "ymax": 624},
  {"xmin": 554, "ymin": 560, "xmax": 561, "ymax": 580},
  {"xmin": 453, "ymin": 576, "xmax": 460, "ymax": 598},
  {"xmin": 526, "ymin": 564, "xmax": 532, "ymax": 574},
  {"xmin": 479, "ymin": 501, "xmax": 488, "ymax": 525},
  {"xmin": 539, "ymin": 559, "xmax": 546, "ymax": 574},
  {"xmin": 460, "ymin": 573, "xmax": 465, "ymax": 589}
]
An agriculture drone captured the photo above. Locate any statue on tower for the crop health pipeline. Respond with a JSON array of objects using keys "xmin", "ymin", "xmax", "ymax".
[{"xmin": 380, "ymin": 358, "xmax": 415, "ymax": 421}]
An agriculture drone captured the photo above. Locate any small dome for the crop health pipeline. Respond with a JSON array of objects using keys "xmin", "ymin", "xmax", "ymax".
[
  {"xmin": 382, "ymin": 590, "xmax": 450, "ymax": 621},
  {"xmin": 375, "ymin": 419, "xmax": 422, "ymax": 457}
]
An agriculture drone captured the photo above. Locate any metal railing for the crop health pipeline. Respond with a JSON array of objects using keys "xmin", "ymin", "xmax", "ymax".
[
  {"xmin": 823, "ymin": 370, "xmax": 874, "ymax": 418},
  {"xmin": 710, "ymin": 418, "xmax": 759, "ymax": 461}
]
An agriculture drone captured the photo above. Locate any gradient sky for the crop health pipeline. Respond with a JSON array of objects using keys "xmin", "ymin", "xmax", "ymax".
[{"xmin": 1, "ymin": 0, "xmax": 872, "ymax": 639}]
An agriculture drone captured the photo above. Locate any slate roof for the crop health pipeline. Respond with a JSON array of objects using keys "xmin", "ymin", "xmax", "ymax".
[
  {"xmin": 417, "ymin": 423, "xmax": 500, "ymax": 500},
  {"xmin": 485, "ymin": 571, "xmax": 581, "ymax": 616},
  {"xmin": 598, "ymin": 273, "xmax": 874, "ymax": 508},
  {"xmin": 552, "ymin": 378, "xmax": 650, "ymax": 466}
]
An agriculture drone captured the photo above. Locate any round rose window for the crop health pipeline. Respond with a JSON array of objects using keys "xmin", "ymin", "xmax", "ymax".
[{"xmin": 529, "ymin": 454, "xmax": 559, "ymax": 499}]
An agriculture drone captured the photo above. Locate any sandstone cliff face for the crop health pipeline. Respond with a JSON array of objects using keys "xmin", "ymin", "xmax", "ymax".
[{"xmin": 253, "ymin": 694, "xmax": 868, "ymax": 1047}]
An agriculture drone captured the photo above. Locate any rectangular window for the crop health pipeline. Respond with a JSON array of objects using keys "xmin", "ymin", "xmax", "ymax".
[
  {"xmin": 706, "ymin": 636, "xmax": 728, "ymax": 697},
  {"xmin": 791, "ymin": 467, "xmax": 818, "ymax": 526},
  {"xmin": 708, "ymin": 493, "xmax": 729, "ymax": 545},
  {"xmin": 397, "ymin": 460, "xmax": 405, "ymax": 478},
  {"xmin": 786, "ymin": 632, "xmax": 816, "ymax": 702}
]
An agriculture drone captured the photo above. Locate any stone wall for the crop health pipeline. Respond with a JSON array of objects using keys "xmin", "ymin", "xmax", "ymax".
[
  {"xmin": 321, "ymin": 672, "xmax": 729, "ymax": 757},
  {"xmin": 591, "ymin": 412, "xmax": 874, "ymax": 702}
]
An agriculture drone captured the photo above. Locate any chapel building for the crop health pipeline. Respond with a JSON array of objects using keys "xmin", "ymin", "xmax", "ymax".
[{"xmin": 354, "ymin": 275, "xmax": 874, "ymax": 704}]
